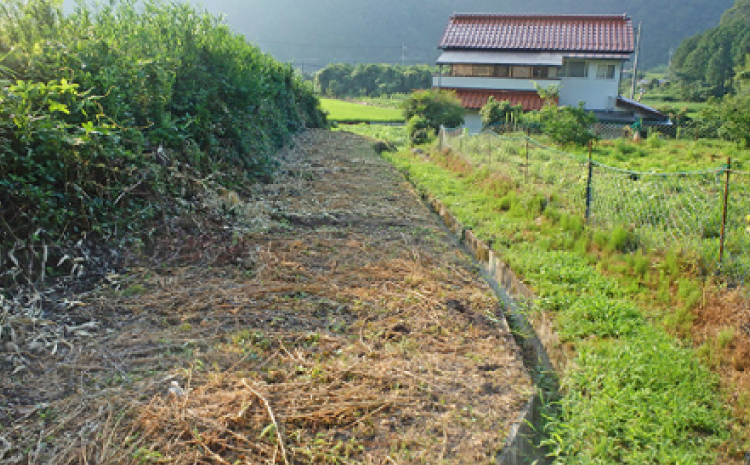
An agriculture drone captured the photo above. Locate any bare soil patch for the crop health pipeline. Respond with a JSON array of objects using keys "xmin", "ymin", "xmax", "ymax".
[
  {"xmin": 692, "ymin": 286, "xmax": 750, "ymax": 456},
  {"xmin": 0, "ymin": 130, "xmax": 532, "ymax": 464}
]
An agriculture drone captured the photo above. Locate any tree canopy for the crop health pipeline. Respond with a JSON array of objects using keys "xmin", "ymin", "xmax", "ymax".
[{"xmin": 670, "ymin": 0, "xmax": 750, "ymax": 99}]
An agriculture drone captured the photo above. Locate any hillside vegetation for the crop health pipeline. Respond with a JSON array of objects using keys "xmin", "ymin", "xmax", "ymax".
[
  {"xmin": 671, "ymin": 0, "xmax": 750, "ymax": 99},
  {"xmin": 0, "ymin": 0, "xmax": 325, "ymax": 283},
  {"xmin": 186, "ymin": 0, "xmax": 733, "ymax": 71}
]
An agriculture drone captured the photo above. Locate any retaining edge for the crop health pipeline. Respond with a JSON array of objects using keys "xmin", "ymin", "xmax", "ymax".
[{"xmin": 417, "ymin": 190, "xmax": 567, "ymax": 465}]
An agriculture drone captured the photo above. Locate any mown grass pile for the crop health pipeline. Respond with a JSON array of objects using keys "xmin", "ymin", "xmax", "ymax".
[
  {"xmin": 382, "ymin": 142, "xmax": 739, "ymax": 463},
  {"xmin": 0, "ymin": 0, "xmax": 325, "ymax": 276}
]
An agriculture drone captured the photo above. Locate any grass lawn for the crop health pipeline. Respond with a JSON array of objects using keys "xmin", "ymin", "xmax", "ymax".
[{"xmin": 321, "ymin": 98, "xmax": 404, "ymax": 123}]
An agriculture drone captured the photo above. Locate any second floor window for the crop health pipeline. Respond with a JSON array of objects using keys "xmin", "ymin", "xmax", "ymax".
[
  {"xmin": 448, "ymin": 64, "xmax": 560, "ymax": 79},
  {"xmin": 563, "ymin": 61, "xmax": 587, "ymax": 78},
  {"xmin": 597, "ymin": 64, "xmax": 616, "ymax": 79}
]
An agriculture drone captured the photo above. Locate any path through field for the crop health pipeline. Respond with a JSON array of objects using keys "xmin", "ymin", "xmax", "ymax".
[{"xmin": 1, "ymin": 130, "xmax": 533, "ymax": 464}]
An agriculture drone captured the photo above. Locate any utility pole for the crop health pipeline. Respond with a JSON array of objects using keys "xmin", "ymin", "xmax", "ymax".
[
  {"xmin": 630, "ymin": 22, "xmax": 642, "ymax": 100},
  {"xmin": 401, "ymin": 44, "xmax": 406, "ymax": 67}
]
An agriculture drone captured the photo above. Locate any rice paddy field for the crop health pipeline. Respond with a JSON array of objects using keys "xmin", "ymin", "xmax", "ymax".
[{"xmin": 320, "ymin": 98, "xmax": 404, "ymax": 123}]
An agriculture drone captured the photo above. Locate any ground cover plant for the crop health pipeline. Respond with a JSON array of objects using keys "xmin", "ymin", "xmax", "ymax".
[
  {"xmin": 448, "ymin": 130, "xmax": 750, "ymax": 285},
  {"xmin": 320, "ymin": 98, "xmax": 404, "ymax": 123},
  {"xmin": 380, "ymin": 127, "xmax": 748, "ymax": 463}
]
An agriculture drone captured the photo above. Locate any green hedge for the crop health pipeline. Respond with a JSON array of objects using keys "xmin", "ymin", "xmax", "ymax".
[{"xmin": 0, "ymin": 0, "xmax": 326, "ymax": 244}]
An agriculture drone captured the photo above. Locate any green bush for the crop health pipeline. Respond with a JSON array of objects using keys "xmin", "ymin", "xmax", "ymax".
[
  {"xmin": 479, "ymin": 96, "xmax": 522, "ymax": 129},
  {"xmin": 402, "ymin": 89, "xmax": 464, "ymax": 134},
  {"xmin": 539, "ymin": 103, "xmax": 598, "ymax": 146},
  {"xmin": 406, "ymin": 115, "xmax": 431, "ymax": 145}
]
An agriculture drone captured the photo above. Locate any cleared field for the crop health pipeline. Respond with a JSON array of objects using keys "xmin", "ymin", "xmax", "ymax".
[{"xmin": 321, "ymin": 98, "xmax": 404, "ymax": 123}]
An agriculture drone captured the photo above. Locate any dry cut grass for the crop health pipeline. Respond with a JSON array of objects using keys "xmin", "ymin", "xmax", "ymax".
[{"xmin": 1, "ymin": 130, "xmax": 532, "ymax": 465}]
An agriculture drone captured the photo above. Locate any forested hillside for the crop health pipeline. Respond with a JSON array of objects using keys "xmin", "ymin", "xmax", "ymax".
[
  {"xmin": 173, "ymin": 0, "xmax": 731, "ymax": 71},
  {"xmin": 671, "ymin": 0, "xmax": 750, "ymax": 98}
]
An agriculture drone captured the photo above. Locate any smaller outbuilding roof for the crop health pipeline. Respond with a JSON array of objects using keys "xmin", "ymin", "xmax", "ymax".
[
  {"xmin": 439, "ymin": 14, "xmax": 634, "ymax": 55},
  {"xmin": 616, "ymin": 96, "xmax": 669, "ymax": 120}
]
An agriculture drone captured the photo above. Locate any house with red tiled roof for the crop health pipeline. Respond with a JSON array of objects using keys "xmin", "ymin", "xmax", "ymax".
[{"xmin": 434, "ymin": 13, "xmax": 664, "ymax": 131}]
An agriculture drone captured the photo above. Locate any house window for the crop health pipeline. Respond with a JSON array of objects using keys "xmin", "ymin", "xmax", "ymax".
[
  {"xmin": 511, "ymin": 66, "xmax": 532, "ymax": 78},
  {"xmin": 563, "ymin": 61, "xmax": 587, "ymax": 78},
  {"xmin": 451, "ymin": 64, "xmax": 473, "ymax": 76},
  {"xmin": 494, "ymin": 65, "xmax": 510, "ymax": 77},
  {"xmin": 532, "ymin": 66, "xmax": 548, "ymax": 78},
  {"xmin": 473, "ymin": 65, "xmax": 494, "ymax": 77},
  {"xmin": 597, "ymin": 64, "xmax": 616, "ymax": 79}
]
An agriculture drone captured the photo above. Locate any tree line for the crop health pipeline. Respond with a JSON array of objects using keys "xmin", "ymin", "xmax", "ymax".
[
  {"xmin": 670, "ymin": 0, "xmax": 750, "ymax": 99},
  {"xmin": 314, "ymin": 63, "xmax": 434, "ymax": 97}
]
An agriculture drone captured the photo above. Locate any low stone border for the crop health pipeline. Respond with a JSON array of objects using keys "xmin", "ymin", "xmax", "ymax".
[{"xmin": 420, "ymin": 191, "xmax": 565, "ymax": 465}]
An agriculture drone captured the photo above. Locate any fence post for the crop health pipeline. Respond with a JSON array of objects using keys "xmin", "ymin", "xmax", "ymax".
[
  {"xmin": 585, "ymin": 140, "xmax": 593, "ymax": 223},
  {"xmin": 719, "ymin": 157, "xmax": 731, "ymax": 264},
  {"xmin": 525, "ymin": 129, "xmax": 529, "ymax": 182},
  {"xmin": 488, "ymin": 134, "xmax": 491, "ymax": 164},
  {"xmin": 438, "ymin": 126, "xmax": 443, "ymax": 151}
]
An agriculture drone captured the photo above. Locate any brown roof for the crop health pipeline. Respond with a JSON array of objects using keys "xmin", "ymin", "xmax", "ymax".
[
  {"xmin": 439, "ymin": 14, "xmax": 634, "ymax": 54},
  {"xmin": 447, "ymin": 88, "xmax": 549, "ymax": 111}
]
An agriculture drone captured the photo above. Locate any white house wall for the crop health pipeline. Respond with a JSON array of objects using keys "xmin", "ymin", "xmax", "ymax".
[
  {"xmin": 558, "ymin": 61, "xmax": 622, "ymax": 110},
  {"xmin": 434, "ymin": 60, "xmax": 624, "ymax": 112}
]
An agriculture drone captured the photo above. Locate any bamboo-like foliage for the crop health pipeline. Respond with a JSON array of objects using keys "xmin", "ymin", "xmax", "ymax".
[{"xmin": 0, "ymin": 0, "xmax": 326, "ymax": 249}]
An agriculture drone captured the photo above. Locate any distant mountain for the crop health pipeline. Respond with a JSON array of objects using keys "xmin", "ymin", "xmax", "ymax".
[{"xmin": 64, "ymin": 0, "xmax": 732, "ymax": 71}]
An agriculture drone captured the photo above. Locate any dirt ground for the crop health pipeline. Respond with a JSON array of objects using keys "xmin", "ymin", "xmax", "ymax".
[{"xmin": 0, "ymin": 130, "xmax": 533, "ymax": 464}]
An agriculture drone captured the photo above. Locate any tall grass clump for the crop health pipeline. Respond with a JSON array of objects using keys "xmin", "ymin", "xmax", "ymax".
[{"xmin": 0, "ymin": 0, "xmax": 325, "ymax": 262}]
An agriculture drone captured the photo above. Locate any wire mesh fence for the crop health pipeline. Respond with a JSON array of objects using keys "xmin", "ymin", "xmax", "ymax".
[
  {"xmin": 592, "ymin": 120, "xmax": 719, "ymax": 141},
  {"xmin": 438, "ymin": 126, "xmax": 750, "ymax": 285}
]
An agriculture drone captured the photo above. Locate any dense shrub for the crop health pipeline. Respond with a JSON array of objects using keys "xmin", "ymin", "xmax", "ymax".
[
  {"xmin": 479, "ymin": 96, "xmax": 522, "ymax": 129},
  {"xmin": 402, "ymin": 89, "xmax": 464, "ymax": 135},
  {"xmin": 539, "ymin": 103, "xmax": 598, "ymax": 146},
  {"xmin": 406, "ymin": 115, "xmax": 431, "ymax": 145},
  {"xmin": 0, "ymin": 0, "xmax": 326, "ymax": 248}
]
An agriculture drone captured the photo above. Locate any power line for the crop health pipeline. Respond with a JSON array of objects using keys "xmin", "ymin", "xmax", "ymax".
[{"xmin": 252, "ymin": 39, "xmax": 434, "ymax": 54}]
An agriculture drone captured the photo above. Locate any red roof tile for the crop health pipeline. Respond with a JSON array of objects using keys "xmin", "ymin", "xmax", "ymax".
[
  {"xmin": 447, "ymin": 88, "xmax": 549, "ymax": 111},
  {"xmin": 439, "ymin": 14, "xmax": 634, "ymax": 54}
]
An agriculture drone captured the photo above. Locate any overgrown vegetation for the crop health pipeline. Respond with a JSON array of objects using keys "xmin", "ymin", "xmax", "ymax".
[
  {"xmin": 479, "ymin": 96, "xmax": 522, "ymax": 129},
  {"xmin": 0, "ymin": 0, "xmax": 325, "ymax": 282},
  {"xmin": 402, "ymin": 89, "xmax": 463, "ymax": 144}
]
